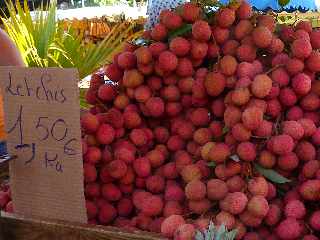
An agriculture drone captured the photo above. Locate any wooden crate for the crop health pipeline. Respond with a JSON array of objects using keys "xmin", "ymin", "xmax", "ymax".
[{"xmin": 0, "ymin": 212, "xmax": 167, "ymax": 240}]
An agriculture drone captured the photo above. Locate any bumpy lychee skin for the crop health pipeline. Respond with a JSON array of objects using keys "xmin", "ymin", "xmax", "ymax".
[
  {"xmin": 158, "ymin": 51, "xmax": 178, "ymax": 72},
  {"xmin": 258, "ymin": 15, "xmax": 276, "ymax": 32},
  {"xmin": 220, "ymin": 192, "xmax": 248, "ymax": 215},
  {"xmin": 247, "ymin": 196, "xmax": 269, "ymax": 218},
  {"xmin": 169, "ymin": 37, "xmax": 191, "ymax": 57},
  {"xmin": 306, "ymin": 51, "xmax": 320, "ymax": 72},
  {"xmin": 237, "ymin": 1, "xmax": 252, "ymax": 19},
  {"xmin": 212, "ymin": 26, "xmax": 230, "ymax": 44},
  {"xmin": 204, "ymin": 72, "xmax": 226, "ymax": 97},
  {"xmin": 162, "ymin": 11, "xmax": 183, "ymax": 30},
  {"xmin": 282, "ymin": 121, "xmax": 304, "ymax": 140},
  {"xmin": 181, "ymin": 164, "xmax": 202, "ymax": 183},
  {"xmin": 234, "ymin": 20, "xmax": 253, "ymax": 40},
  {"xmin": 298, "ymin": 118, "xmax": 317, "ymax": 137},
  {"xmin": 286, "ymin": 58, "xmax": 304, "ymax": 76},
  {"xmin": 309, "ymin": 211, "xmax": 320, "ymax": 231},
  {"xmin": 107, "ymin": 160, "xmax": 128, "ymax": 179},
  {"xmin": 296, "ymin": 20, "xmax": 312, "ymax": 33},
  {"xmin": 151, "ymin": 24, "xmax": 168, "ymax": 41},
  {"xmin": 248, "ymin": 177, "xmax": 269, "ymax": 197},
  {"xmin": 145, "ymin": 97, "xmax": 165, "ymax": 117},
  {"xmin": 207, "ymin": 179, "xmax": 228, "ymax": 200},
  {"xmin": 215, "ymin": 211, "xmax": 236, "ymax": 230},
  {"xmin": 265, "ymin": 204, "xmax": 282, "ymax": 226},
  {"xmin": 133, "ymin": 157, "xmax": 151, "ymax": 177},
  {"xmin": 141, "ymin": 195, "xmax": 163, "ymax": 217},
  {"xmin": 192, "ymin": 20, "xmax": 211, "ymax": 42},
  {"xmin": 99, "ymin": 202, "xmax": 117, "ymax": 224},
  {"xmin": 221, "ymin": 40, "xmax": 239, "ymax": 56},
  {"xmin": 242, "ymin": 107, "xmax": 264, "ymax": 130},
  {"xmin": 123, "ymin": 69, "xmax": 144, "ymax": 88},
  {"xmin": 237, "ymin": 142, "xmax": 256, "ymax": 162},
  {"xmin": 311, "ymin": 29, "xmax": 320, "ymax": 48},
  {"xmin": 299, "ymin": 180, "xmax": 320, "ymax": 201},
  {"xmin": 303, "ymin": 235, "xmax": 319, "ymax": 240},
  {"xmin": 236, "ymin": 44, "xmax": 257, "ymax": 62},
  {"xmin": 226, "ymin": 175, "xmax": 246, "ymax": 193},
  {"xmin": 239, "ymin": 210, "xmax": 263, "ymax": 227},
  {"xmin": 181, "ymin": 3, "xmax": 200, "ymax": 23},
  {"xmin": 232, "ymin": 123, "xmax": 251, "ymax": 141},
  {"xmin": 217, "ymin": 8, "xmax": 235, "ymax": 28},
  {"xmin": 276, "ymin": 218, "xmax": 303, "ymax": 240},
  {"xmin": 84, "ymin": 163, "xmax": 97, "ymax": 183},
  {"xmin": 252, "ymin": 26, "xmax": 273, "ymax": 48},
  {"xmin": 185, "ymin": 180, "xmax": 206, "ymax": 200},
  {"xmin": 291, "ymin": 38, "xmax": 312, "ymax": 59},
  {"xmin": 278, "ymin": 153, "xmax": 299, "ymax": 171},
  {"xmin": 295, "ymin": 140, "xmax": 316, "ymax": 162},
  {"xmin": 253, "ymin": 119, "xmax": 272, "ymax": 138},
  {"xmin": 219, "ymin": 55, "xmax": 238, "ymax": 76},
  {"xmin": 251, "ymin": 74, "xmax": 273, "ymax": 98},
  {"xmin": 284, "ymin": 200, "xmax": 306, "ymax": 219},
  {"xmin": 270, "ymin": 134, "xmax": 294, "ymax": 155},
  {"xmin": 292, "ymin": 73, "xmax": 312, "ymax": 96},
  {"xmin": 174, "ymin": 224, "xmax": 195, "ymax": 240},
  {"xmin": 190, "ymin": 41, "xmax": 208, "ymax": 61},
  {"xmin": 117, "ymin": 51, "xmax": 137, "ymax": 69},
  {"xmin": 81, "ymin": 113, "xmax": 100, "ymax": 133},
  {"xmin": 161, "ymin": 215, "xmax": 186, "ymax": 238},
  {"xmin": 208, "ymin": 143, "xmax": 231, "ymax": 163},
  {"xmin": 188, "ymin": 198, "xmax": 211, "ymax": 215}
]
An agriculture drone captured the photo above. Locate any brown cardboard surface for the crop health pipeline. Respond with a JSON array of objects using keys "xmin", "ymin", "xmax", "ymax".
[{"xmin": 0, "ymin": 67, "xmax": 86, "ymax": 223}]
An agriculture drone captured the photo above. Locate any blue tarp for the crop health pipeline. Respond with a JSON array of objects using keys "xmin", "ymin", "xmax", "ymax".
[{"xmin": 219, "ymin": 0, "xmax": 318, "ymax": 12}]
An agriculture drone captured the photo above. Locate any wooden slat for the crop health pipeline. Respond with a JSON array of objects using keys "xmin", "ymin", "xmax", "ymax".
[{"xmin": 0, "ymin": 213, "xmax": 167, "ymax": 240}]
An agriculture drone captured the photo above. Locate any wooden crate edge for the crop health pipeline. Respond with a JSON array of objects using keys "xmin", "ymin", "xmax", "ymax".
[{"xmin": 0, "ymin": 212, "xmax": 167, "ymax": 240}]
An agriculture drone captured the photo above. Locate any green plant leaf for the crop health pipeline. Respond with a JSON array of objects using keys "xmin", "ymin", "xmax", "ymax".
[
  {"xmin": 79, "ymin": 88, "xmax": 90, "ymax": 109},
  {"xmin": 195, "ymin": 230, "xmax": 205, "ymax": 240},
  {"xmin": 254, "ymin": 163, "xmax": 291, "ymax": 184},
  {"xmin": 168, "ymin": 24, "xmax": 192, "ymax": 41},
  {"xmin": 278, "ymin": 0, "xmax": 290, "ymax": 7},
  {"xmin": 222, "ymin": 126, "xmax": 229, "ymax": 134},
  {"xmin": 207, "ymin": 162, "xmax": 216, "ymax": 168}
]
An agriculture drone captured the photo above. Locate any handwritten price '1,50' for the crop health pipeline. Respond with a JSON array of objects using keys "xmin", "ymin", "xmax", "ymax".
[{"xmin": 8, "ymin": 105, "xmax": 77, "ymax": 173}]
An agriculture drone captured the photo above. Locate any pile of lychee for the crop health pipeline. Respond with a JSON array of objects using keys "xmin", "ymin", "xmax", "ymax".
[
  {"xmin": 81, "ymin": 1, "xmax": 320, "ymax": 239},
  {"xmin": 0, "ymin": 182, "xmax": 12, "ymax": 213}
]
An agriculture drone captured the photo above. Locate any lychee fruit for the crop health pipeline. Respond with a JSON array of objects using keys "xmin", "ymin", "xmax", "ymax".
[
  {"xmin": 251, "ymin": 74, "xmax": 272, "ymax": 98},
  {"xmin": 299, "ymin": 180, "xmax": 320, "ymax": 201},
  {"xmin": 248, "ymin": 177, "xmax": 268, "ymax": 196},
  {"xmin": 220, "ymin": 55, "xmax": 238, "ymax": 76},
  {"xmin": 247, "ymin": 196, "xmax": 269, "ymax": 218},
  {"xmin": 185, "ymin": 180, "xmax": 206, "ymax": 200},
  {"xmin": 169, "ymin": 37, "xmax": 191, "ymax": 57},
  {"xmin": 192, "ymin": 20, "xmax": 211, "ymax": 42},
  {"xmin": 252, "ymin": 26, "xmax": 272, "ymax": 48},
  {"xmin": 161, "ymin": 215, "xmax": 186, "ymax": 238},
  {"xmin": 291, "ymin": 38, "xmax": 312, "ymax": 59},
  {"xmin": 159, "ymin": 51, "xmax": 178, "ymax": 72},
  {"xmin": 204, "ymin": 72, "xmax": 226, "ymax": 97},
  {"xmin": 217, "ymin": 8, "xmax": 235, "ymax": 28},
  {"xmin": 141, "ymin": 195, "xmax": 163, "ymax": 217},
  {"xmin": 276, "ymin": 218, "xmax": 303, "ymax": 240},
  {"xmin": 309, "ymin": 211, "xmax": 320, "ymax": 231}
]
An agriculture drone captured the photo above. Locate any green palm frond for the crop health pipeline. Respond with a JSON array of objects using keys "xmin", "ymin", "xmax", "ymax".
[
  {"xmin": 1, "ymin": 0, "xmax": 143, "ymax": 80},
  {"xmin": 195, "ymin": 221, "xmax": 237, "ymax": 240}
]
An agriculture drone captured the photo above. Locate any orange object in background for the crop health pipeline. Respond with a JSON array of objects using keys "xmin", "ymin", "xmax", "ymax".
[{"xmin": 0, "ymin": 96, "xmax": 6, "ymax": 141}]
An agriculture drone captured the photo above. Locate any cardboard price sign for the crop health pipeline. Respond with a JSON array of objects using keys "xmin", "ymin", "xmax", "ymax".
[{"xmin": 0, "ymin": 67, "xmax": 86, "ymax": 223}]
